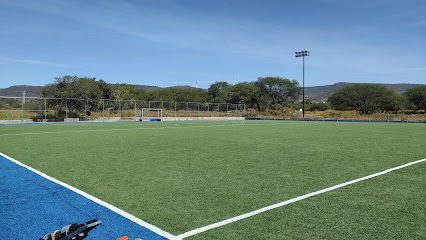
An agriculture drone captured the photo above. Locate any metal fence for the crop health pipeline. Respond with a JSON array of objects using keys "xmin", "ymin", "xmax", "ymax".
[
  {"xmin": 0, "ymin": 96, "xmax": 246, "ymax": 123},
  {"xmin": 1, "ymin": 96, "xmax": 424, "ymax": 124},
  {"xmin": 246, "ymin": 113, "xmax": 426, "ymax": 123}
]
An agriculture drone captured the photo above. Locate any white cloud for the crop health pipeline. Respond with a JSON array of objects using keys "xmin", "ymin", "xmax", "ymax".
[{"xmin": 0, "ymin": 57, "xmax": 75, "ymax": 68}]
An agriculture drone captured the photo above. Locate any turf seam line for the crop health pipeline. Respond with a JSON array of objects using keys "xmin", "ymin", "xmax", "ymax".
[
  {"xmin": 177, "ymin": 157, "xmax": 426, "ymax": 239},
  {"xmin": 0, "ymin": 152, "xmax": 178, "ymax": 240}
]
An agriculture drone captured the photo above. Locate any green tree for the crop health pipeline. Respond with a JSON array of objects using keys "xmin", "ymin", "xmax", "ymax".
[
  {"xmin": 254, "ymin": 77, "xmax": 301, "ymax": 111},
  {"xmin": 328, "ymin": 84, "xmax": 403, "ymax": 113},
  {"xmin": 230, "ymin": 82, "xmax": 256, "ymax": 106},
  {"xmin": 41, "ymin": 75, "xmax": 79, "ymax": 99},
  {"xmin": 110, "ymin": 84, "xmax": 145, "ymax": 100},
  {"xmin": 41, "ymin": 76, "xmax": 104, "ymax": 101},
  {"xmin": 307, "ymin": 102, "xmax": 331, "ymax": 111},
  {"xmin": 40, "ymin": 75, "xmax": 109, "ymax": 117},
  {"xmin": 208, "ymin": 81, "xmax": 232, "ymax": 103},
  {"xmin": 98, "ymin": 80, "xmax": 112, "ymax": 99},
  {"xmin": 384, "ymin": 93, "xmax": 407, "ymax": 113},
  {"xmin": 404, "ymin": 85, "xmax": 426, "ymax": 112},
  {"xmin": 68, "ymin": 77, "xmax": 103, "ymax": 100}
]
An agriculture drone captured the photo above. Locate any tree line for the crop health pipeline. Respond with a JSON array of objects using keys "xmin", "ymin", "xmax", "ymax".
[
  {"xmin": 328, "ymin": 84, "xmax": 425, "ymax": 113},
  {"xmin": 40, "ymin": 75, "xmax": 425, "ymax": 114},
  {"xmin": 40, "ymin": 75, "xmax": 302, "ymax": 112}
]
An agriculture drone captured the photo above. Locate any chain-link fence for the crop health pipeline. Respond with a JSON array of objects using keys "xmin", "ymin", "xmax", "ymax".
[
  {"xmin": 245, "ymin": 112, "xmax": 426, "ymax": 123},
  {"xmin": 0, "ymin": 96, "xmax": 246, "ymax": 123},
  {"xmin": 1, "ymin": 96, "xmax": 424, "ymax": 123}
]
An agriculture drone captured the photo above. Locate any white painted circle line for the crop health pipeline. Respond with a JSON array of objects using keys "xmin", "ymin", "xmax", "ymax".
[
  {"xmin": 0, "ymin": 152, "xmax": 178, "ymax": 240},
  {"xmin": 177, "ymin": 158, "xmax": 426, "ymax": 239}
]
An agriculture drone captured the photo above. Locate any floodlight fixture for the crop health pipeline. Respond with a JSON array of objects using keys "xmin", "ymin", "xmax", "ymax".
[
  {"xmin": 295, "ymin": 50, "xmax": 310, "ymax": 118},
  {"xmin": 295, "ymin": 50, "xmax": 310, "ymax": 57}
]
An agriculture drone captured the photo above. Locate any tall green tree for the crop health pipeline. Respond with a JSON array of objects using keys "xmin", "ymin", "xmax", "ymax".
[
  {"xmin": 328, "ymin": 84, "xmax": 403, "ymax": 113},
  {"xmin": 41, "ymin": 75, "xmax": 106, "ymax": 101},
  {"xmin": 208, "ymin": 81, "xmax": 232, "ymax": 103},
  {"xmin": 40, "ymin": 75, "xmax": 111, "ymax": 117},
  {"xmin": 254, "ymin": 77, "xmax": 301, "ymax": 111},
  {"xmin": 98, "ymin": 80, "xmax": 112, "ymax": 99},
  {"xmin": 110, "ymin": 84, "xmax": 145, "ymax": 100},
  {"xmin": 68, "ymin": 77, "xmax": 103, "ymax": 101},
  {"xmin": 41, "ymin": 75, "xmax": 79, "ymax": 99},
  {"xmin": 230, "ymin": 82, "xmax": 256, "ymax": 106},
  {"xmin": 404, "ymin": 85, "xmax": 426, "ymax": 112}
]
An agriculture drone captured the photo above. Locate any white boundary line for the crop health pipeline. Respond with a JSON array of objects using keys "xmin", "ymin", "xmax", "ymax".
[
  {"xmin": 0, "ymin": 121, "xmax": 303, "ymax": 137},
  {"xmin": 0, "ymin": 124, "xmax": 232, "ymax": 137},
  {"xmin": 177, "ymin": 158, "xmax": 426, "ymax": 239},
  {"xmin": 0, "ymin": 152, "xmax": 178, "ymax": 240}
]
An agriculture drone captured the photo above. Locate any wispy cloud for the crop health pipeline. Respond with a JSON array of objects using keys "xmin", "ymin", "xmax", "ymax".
[
  {"xmin": 1, "ymin": 0, "xmax": 299, "ymax": 61},
  {"xmin": 0, "ymin": 57, "xmax": 75, "ymax": 68},
  {"xmin": 1, "ymin": 0, "xmax": 424, "ymax": 86}
]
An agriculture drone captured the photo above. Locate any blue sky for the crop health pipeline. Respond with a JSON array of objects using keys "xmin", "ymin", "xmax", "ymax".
[{"xmin": 0, "ymin": 0, "xmax": 425, "ymax": 89}]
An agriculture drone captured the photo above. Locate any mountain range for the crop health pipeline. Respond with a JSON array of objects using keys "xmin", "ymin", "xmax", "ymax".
[
  {"xmin": 0, "ymin": 85, "xmax": 197, "ymax": 98},
  {"xmin": 0, "ymin": 83, "xmax": 422, "ymax": 101}
]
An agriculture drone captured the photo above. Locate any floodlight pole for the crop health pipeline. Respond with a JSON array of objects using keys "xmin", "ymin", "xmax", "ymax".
[
  {"xmin": 303, "ymin": 55, "xmax": 305, "ymax": 118},
  {"xmin": 295, "ymin": 50, "xmax": 310, "ymax": 119}
]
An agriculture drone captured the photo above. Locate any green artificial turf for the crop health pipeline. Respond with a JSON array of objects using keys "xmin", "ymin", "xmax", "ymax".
[
  {"xmin": 193, "ymin": 162, "xmax": 425, "ymax": 239},
  {"xmin": 0, "ymin": 121, "xmax": 425, "ymax": 238}
]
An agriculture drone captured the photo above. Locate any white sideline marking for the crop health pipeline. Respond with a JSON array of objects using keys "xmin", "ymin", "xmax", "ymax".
[
  {"xmin": 177, "ymin": 158, "xmax": 426, "ymax": 239},
  {"xmin": 0, "ymin": 152, "xmax": 178, "ymax": 240},
  {"xmin": 0, "ymin": 124, "xmax": 227, "ymax": 137},
  {"xmin": 0, "ymin": 121, "xmax": 303, "ymax": 137}
]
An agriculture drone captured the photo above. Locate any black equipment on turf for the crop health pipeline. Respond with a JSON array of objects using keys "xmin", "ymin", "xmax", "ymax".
[{"xmin": 40, "ymin": 219, "xmax": 101, "ymax": 240}]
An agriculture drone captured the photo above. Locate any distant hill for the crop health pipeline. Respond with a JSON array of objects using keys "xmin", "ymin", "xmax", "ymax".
[
  {"xmin": 134, "ymin": 84, "xmax": 199, "ymax": 91},
  {"xmin": 167, "ymin": 85, "xmax": 198, "ymax": 90},
  {"xmin": 1, "ymin": 83, "xmax": 422, "ymax": 99},
  {"xmin": 0, "ymin": 85, "xmax": 42, "ymax": 97},
  {"xmin": 305, "ymin": 82, "xmax": 423, "ymax": 101},
  {"xmin": 134, "ymin": 85, "xmax": 162, "ymax": 92},
  {"xmin": 0, "ymin": 84, "xmax": 200, "ymax": 97}
]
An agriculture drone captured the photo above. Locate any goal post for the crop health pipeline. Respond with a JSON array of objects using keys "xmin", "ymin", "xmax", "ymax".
[{"xmin": 140, "ymin": 108, "xmax": 163, "ymax": 122}]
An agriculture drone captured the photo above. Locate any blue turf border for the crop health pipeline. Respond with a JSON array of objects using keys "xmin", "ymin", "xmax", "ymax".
[{"xmin": 0, "ymin": 154, "xmax": 169, "ymax": 240}]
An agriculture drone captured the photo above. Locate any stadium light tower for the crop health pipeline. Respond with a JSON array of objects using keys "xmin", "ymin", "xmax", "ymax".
[{"xmin": 295, "ymin": 50, "xmax": 310, "ymax": 118}]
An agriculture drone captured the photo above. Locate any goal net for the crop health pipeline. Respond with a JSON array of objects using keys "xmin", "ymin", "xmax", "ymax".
[{"xmin": 139, "ymin": 108, "xmax": 163, "ymax": 122}]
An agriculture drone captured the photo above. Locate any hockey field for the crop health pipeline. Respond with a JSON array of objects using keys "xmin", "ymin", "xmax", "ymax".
[{"xmin": 0, "ymin": 120, "xmax": 425, "ymax": 239}]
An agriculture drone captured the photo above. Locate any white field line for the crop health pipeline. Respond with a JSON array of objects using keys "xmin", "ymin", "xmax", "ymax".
[
  {"xmin": 0, "ymin": 121, "xmax": 305, "ymax": 137},
  {"xmin": 177, "ymin": 158, "xmax": 426, "ymax": 239},
  {"xmin": 0, "ymin": 152, "xmax": 178, "ymax": 240},
  {"xmin": 0, "ymin": 123, "xmax": 236, "ymax": 136}
]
